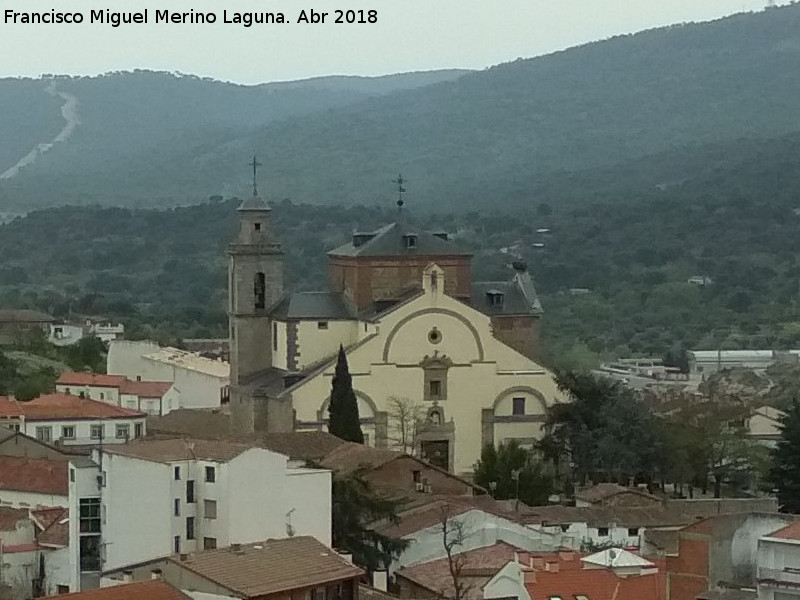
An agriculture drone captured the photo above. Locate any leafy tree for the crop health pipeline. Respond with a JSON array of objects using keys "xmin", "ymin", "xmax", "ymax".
[
  {"xmin": 330, "ymin": 467, "xmax": 408, "ymax": 571},
  {"xmin": 473, "ymin": 441, "xmax": 554, "ymax": 506},
  {"xmin": 328, "ymin": 345, "xmax": 364, "ymax": 444},
  {"xmin": 62, "ymin": 336, "xmax": 107, "ymax": 373},
  {"xmin": 0, "ymin": 351, "xmax": 17, "ymax": 395},
  {"xmin": 771, "ymin": 399, "xmax": 800, "ymax": 513}
]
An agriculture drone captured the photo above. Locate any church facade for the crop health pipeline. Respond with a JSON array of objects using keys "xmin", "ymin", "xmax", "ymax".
[{"xmin": 228, "ymin": 190, "xmax": 563, "ymax": 474}]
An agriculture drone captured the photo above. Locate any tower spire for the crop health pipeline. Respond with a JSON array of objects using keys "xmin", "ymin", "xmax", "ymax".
[
  {"xmin": 393, "ymin": 174, "xmax": 406, "ymax": 213},
  {"xmin": 249, "ymin": 155, "xmax": 262, "ymax": 197}
]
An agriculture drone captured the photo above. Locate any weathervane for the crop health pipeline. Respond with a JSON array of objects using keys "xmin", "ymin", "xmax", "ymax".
[
  {"xmin": 393, "ymin": 173, "xmax": 406, "ymax": 209},
  {"xmin": 249, "ymin": 155, "xmax": 262, "ymax": 197}
]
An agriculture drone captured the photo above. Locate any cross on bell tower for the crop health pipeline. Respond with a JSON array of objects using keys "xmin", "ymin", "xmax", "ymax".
[
  {"xmin": 249, "ymin": 155, "xmax": 262, "ymax": 197},
  {"xmin": 393, "ymin": 174, "xmax": 406, "ymax": 211}
]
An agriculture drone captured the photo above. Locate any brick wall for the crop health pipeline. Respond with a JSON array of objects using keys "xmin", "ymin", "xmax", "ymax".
[
  {"xmin": 666, "ymin": 529, "xmax": 711, "ymax": 600},
  {"xmin": 490, "ymin": 315, "xmax": 541, "ymax": 362}
]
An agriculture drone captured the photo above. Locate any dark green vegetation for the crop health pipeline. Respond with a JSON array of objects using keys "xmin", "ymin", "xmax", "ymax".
[
  {"xmin": 473, "ymin": 441, "xmax": 554, "ymax": 506},
  {"xmin": 328, "ymin": 346, "xmax": 365, "ymax": 444},
  {"xmin": 771, "ymin": 399, "xmax": 800, "ymax": 513},
  {"xmin": 3, "ymin": 5, "xmax": 800, "ymax": 211},
  {"xmin": 329, "ymin": 467, "xmax": 408, "ymax": 570}
]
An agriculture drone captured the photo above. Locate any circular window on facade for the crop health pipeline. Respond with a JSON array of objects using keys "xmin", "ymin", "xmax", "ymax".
[{"xmin": 428, "ymin": 327, "xmax": 442, "ymax": 344}]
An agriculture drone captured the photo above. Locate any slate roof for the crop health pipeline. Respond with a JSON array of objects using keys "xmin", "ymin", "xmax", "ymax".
[
  {"xmin": 108, "ymin": 537, "xmax": 364, "ymax": 598},
  {"xmin": 270, "ymin": 292, "xmax": 356, "ymax": 320},
  {"xmin": 42, "ymin": 580, "xmax": 192, "ymax": 600},
  {"xmin": 329, "ymin": 223, "xmax": 472, "ymax": 258},
  {"xmin": 470, "ymin": 282, "xmax": 538, "ymax": 316},
  {"xmin": 0, "ymin": 394, "xmax": 145, "ymax": 420},
  {"xmin": 103, "ymin": 438, "xmax": 256, "ymax": 463},
  {"xmin": 0, "ymin": 457, "xmax": 68, "ymax": 495}
]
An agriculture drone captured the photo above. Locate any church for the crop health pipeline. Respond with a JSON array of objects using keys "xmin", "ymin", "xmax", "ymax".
[{"xmin": 228, "ymin": 173, "xmax": 563, "ymax": 474}]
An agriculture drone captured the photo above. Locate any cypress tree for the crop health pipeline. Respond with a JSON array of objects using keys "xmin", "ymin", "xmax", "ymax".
[
  {"xmin": 328, "ymin": 345, "xmax": 364, "ymax": 443},
  {"xmin": 771, "ymin": 399, "xmax": 800, "ymax": 513}
]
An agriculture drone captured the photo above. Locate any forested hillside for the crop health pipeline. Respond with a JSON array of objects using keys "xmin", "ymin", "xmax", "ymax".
[
  {"xmin": 2, "ymin": 5, "xmax": 800, "ymax": 211},
  {"xmin": 1, "ymin": 126, "xmax": 798, "ymax": 367}
]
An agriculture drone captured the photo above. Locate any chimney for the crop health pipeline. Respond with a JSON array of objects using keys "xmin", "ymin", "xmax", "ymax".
[
  {"xmin": 372, "ymin": 570, "xmax": 388, "ymax": 592},
  {"xmin": 231, "ymin": 543, "xmax": 242, "ymax": 553},
  {"xmin": 122, "ymin": 571, "xmax": 133, "ymax": 583},
  {"xmin": 150, "ymin": 569, "xmax": 162, "ymax": 580}
]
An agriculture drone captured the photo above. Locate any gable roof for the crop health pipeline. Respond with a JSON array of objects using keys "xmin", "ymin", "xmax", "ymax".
[
  {"xmin": 102, "ymin": 438, "xmax": 257, "ymax": 463},
  {"xmin": 766, "ymin": 521, "xmax": 800, "ymax": 540},
  {"xmin": 119, "ymin": 380, "xmax": 173, "ymax": 398},
  {"xmin": 270, "ymin": 292, "xmax": 356, "ymax": 320},
  {"xmin": 42, "ymin": 580, "xmax": 191, "ymax": 600},
  {"xmin": 108, "ymin": 537, "xmax": 364, "ymax": 598},
  {"xmin": 31, "ymin": 506, "xmax": 69, "ymax": 547},
  {"xmin": 0, "ymin": 456, "xmax": 68, "ymax": 495},
  {"xmin": 574, "ymin": 483, "xmax": 660, "ymax": 504},
  {"xmin": 0, "ymin": 394, "xmax": 145, "ymax": 421},
  {"xmin": 328, "ymin": 223, "xmax": 472, "ymax": 258},
  {"xmin": 582, "ymin": 548, "xmax": 655, "ymax": 569},
  {"xmin": 56, "ymin": 372, "xmax": 128, "ymax": 388}
]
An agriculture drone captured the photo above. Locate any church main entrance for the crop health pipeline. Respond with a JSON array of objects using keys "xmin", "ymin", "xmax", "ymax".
[{"xmin": 420, "ymin": 440, "xmax": 450, "ymax": 471}]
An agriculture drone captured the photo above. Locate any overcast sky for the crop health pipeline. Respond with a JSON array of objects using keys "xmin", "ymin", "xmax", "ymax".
[{"xmin": 0, "ymin": 0, "xmax": 787, "ymax": 84}]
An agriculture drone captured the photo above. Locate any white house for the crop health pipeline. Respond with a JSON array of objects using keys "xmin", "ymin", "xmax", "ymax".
[
  {"xmin": 107, "ymin": 341, "xmax": 230, "ymax": 410},
  {"xmin": 0, "ymin": 393, "xmax": 147, "ymax": 445},
  {"xmin": 757, "ymin": 522, "xmax": 800, "ymax": 600},
  {"xmin": 56, "ymin": 372, "xmax": 179, "ymax": 417},
  {"xmin": 94, "ymin": 438, "xmax": 331, "ymax": 572}
]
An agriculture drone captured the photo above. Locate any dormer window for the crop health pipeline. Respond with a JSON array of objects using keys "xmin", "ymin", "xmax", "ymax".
[
  {"xmin": 405, "ymin": 234, "xmax": 418, "ymax": 249},
  {"xmin": 486, "ymin": 290, "xmax": 505, "ymax": 307}
]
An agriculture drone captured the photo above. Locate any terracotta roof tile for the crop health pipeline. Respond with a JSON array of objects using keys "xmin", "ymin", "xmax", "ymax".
[
  {"xmin": 33, "ymin": 507, "xmax": 69, "ymax": 546},
  {"xmin": 113, "ymin": 537, "xmax": 364, "ymax": 598},
  {"xmin": 119, "ymin": 380, "xmax": 173, "ymax": 397},
  {"xmin": 0, "ymin": 457, "xmax": 68, "ymax": 495},
  {"xmin": 103, "ymin": 438, "xmax": 256, "ymax": 463},
  {"xmin": 41, "ymin": 580, "xmax": 191, "ymax": 599},
  {"xmin": 574, "ymin": 483, "xmax": 660, "ymax": 504},
  {"xmin": 57, "ymin": 372, "xmax": 128, "ymax": 388},
  {"xmin": 319, "ymin": 442, "xmax": 401, "ymax": 473},
  {"xmin": 0, "ymin": 507, "xmax": 28, "ymax": 531},
  {"xmin": 261, "ymin": 430, "xmax": 348, "ymax": 461},
  {"xmin": 767, "ymin": 521, "xmax": 800, "ymax": 540},
  {"xmin": 527, "ymin": 567, "xmax": 666, "ymax": 600},
  {"xmin": 0, "ymin": 394, "xmax": 145, "ymax": 420}
]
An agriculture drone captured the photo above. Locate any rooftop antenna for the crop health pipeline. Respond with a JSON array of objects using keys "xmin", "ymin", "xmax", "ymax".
[
  {"xmin": 249, "ymin": 155, "xmax": 262, "ymax": 197},
  {"xmin": 393, "ymin": 173, "xmax": 406, "ymax": 212}
]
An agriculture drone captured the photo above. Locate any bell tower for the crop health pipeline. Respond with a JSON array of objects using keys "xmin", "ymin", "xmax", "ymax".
[{"xmin": 228, "ymin": 156, "xmax": 284, "ymax": 389}]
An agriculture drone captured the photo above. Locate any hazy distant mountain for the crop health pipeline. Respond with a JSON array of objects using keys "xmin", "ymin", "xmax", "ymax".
[{"xmin": 3, "ymin": 4, "xmax": 800, "ymax": 210}]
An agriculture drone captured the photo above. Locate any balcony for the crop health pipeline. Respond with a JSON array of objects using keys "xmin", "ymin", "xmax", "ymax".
[{"xmin": 759, "ymin": 567, "xmax": 800, "ymax": 587}]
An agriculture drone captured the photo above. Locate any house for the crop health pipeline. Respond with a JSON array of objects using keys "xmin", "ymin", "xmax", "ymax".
[
  {"xmin": 94, "ymin": 438, "xmax": 332, "ymax": 571},
  {"xmin": 0, "ymin": 506, "xmax": 71, "ymax": 598},
  {"xmin": 56, "ymin": 372, "xmax": 179, "ymax": 416},
  {"xmin": 41, "ymin": 580, "xmax": 192, "ymax": 599},
  {"xmin": 0, "ymin": 309, "xmax": 54, "ymax": 345},
  {"xmin": 0, "ymin": 426, "xmax": 85, "ymax": 460},
  {"xmin": 102, "ymin": 536, "xmax": 364, "ymax": 600},
  {"xmin": 665, "ymin": 513, "xmax": 798, "ymax": 600},
  {"xmin": 226, "ymin": 192, "xmax": 563, "ymax": 474},
  {"xmin": 107, "ymin": 341, "xmax": 230, "ymax": 410},
  {"xmin": 0, "ymin": 393, "xmax": 147, "ymax": 445},
  {"xmin": 747, "ymin": 406, "xmax": 786, "ymax": 448},
  {"xmin": 756, "ymin": 521, "xmax": 800, "ymax": 600}
]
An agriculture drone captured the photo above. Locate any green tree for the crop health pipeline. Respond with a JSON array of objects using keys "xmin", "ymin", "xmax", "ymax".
[
  {"xmin": 0, "ymin": 351, "xmax": 18, "ymax": 395},
  {"xmin": 771, "ymin": 399, "xmax": 800, "ymax": 513},
  {"xmin": 330, "ymin": 467, "xmax": 408, "ymax": 571},
  {"xmin": 328, "ymin": 345, "xmax": 364, "ymax": 444},
  {"xmin": 473, "ymin": 441, "xmax": 554, "ymax": 506},
  {"xmin": 62, "ymin": 336, "xmax": 107, "ymax": 373}
]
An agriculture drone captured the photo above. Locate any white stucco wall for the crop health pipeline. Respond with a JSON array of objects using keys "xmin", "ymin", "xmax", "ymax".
[
  {"xmin": 484, "ymin": 561, "xmax": 532, "ymax": 600},
  {"xmin": 0, "ymin": 490, "xmax": 68, "ymax": 508},
  {"xmin": 284, "ymin": 468, "xmax": 332, "ymax": 546},
  {"xmin": 290, "ymin": 278, "xmax": 563, "ymax": 473},
  {"xmin": 55, "ymin": 384, "xmax": 120, "ymax": 405},
  {"xmin": 294, "ymin": 320, "xmax": 359, "ymax": 370},
  {"xmin": 19, "ymin": 417, "xmax": 146, "ymax": 446}
]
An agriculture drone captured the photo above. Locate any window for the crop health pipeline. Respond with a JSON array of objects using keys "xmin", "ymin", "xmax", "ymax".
[
  {"xmin": 90, "ymin": 424, "xmax": 104, "ymax": 440},
  {"xmin": 598, "ymin": 527, "xmax": 609, "ymax": 537},
  {"xmin": 272, "ymin": 321, "xmax": 278, "ymax": 351},
  {"xmin": 628, "ymin": 527, "xmax": 640, "ymax": 536},
  {"xmin": 560, "ymin": 524, "xmax": 570, "ymax": 533},
  {"xmin": 115, "ymin": 424, "xmax": 130, "ymax": 439},
  {"xmin": 412, "ymin": 470, "xmax": 421, "ymax": 484},
  {"xmin": 254, "ymin": 222, "xmax": 261, "ymax": 231},
  {"xmin": 512, "ymin": 397, "xmax": 526, "ymax": 416},
  {"xmin": 204, "ymin": 500, "xmax": 217, "ymax": 520},
  {"xmin": 405, "ymin": 234, "xmax": 417, "ymax": 249},
  {"xmin": 79, "ymin": 498, "xmax": 101, "ymax": 533},
  {"xmin": 429, "ymin": 380, "xmax": 442, "ymax": 399},
  {"xmin": 80, "ymin": 535, "xmax": 101, "ymax": 571},
  {"xmin": 317, "ymin": 321, "xmax": 329, "ymax": 330},
  {"xmin": 205, "ymin": 466, "xmax": 216, "ymax": 483},
  {"xmin": 186, "ymin": 481, "xmax": 195, "ymax": 503},
  {"xmin": 486, "ymin": 291, "xmax": 505, "ymax": 307},
  {"xmin": 99, "ymin": 392, "xmax": 105, "ymax": 400},
  {"xmin": 136, "ymin": 375, "xmax": 142, "ymax": 382},
  {"xmin": 134, "ymin": 423, "xmax": 143, "ymax": 438},
  {"xmin": 79, "ymin": 391, "xmax": 86, "ymax": 399},
  {"xmin": 203, "ymin": 537, "xmax": 217, "ymax": 550},
  {"xmin": 186, "ymin": 517, "xmax": 195, "ymax": 540},
  {"xmin": 70, "ymin": 469, "xmax": 75, "ymax": 483},
  {"xmin": 64, "ymin": 388, "xmax": 70, "ymax": 395},
  {"xmin": 428, "ymin": 327, "xmax": 442, "ymax": 344},
  {"xmin": 174, "ymin": 536, "xmax": 181, "ymax": 554},
  {"xmin": 174, "ymin": 466, "xmax": 181, "ymax": 480},
  {"xmin": 174, "ymin": 499, "xmax": 180, "ymax": 517},
  {"xmin": 62, "ymin": 425, "xmax": 76, "ymax": 440},
  {"xmin": 254, "ymin": 272, "xmax": 266, "ymax": 310},
  {"xmin": 36, "ymin": 426, "xmax": 52, "ymax": 443}
]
